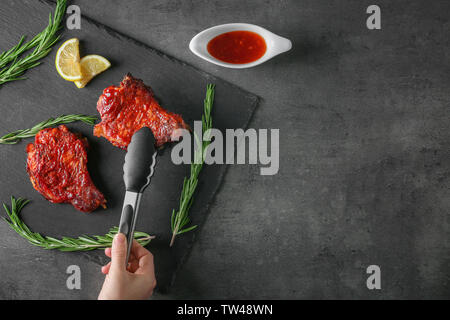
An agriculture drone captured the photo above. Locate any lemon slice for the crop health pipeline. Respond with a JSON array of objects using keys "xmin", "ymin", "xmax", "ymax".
[
  {"xmin": 55, "ymin": 38, "xmax": 83, "ymax": 81},
  {"xmin": 74, "ymin": 55, "xmax": 111, "ymax": 88}
]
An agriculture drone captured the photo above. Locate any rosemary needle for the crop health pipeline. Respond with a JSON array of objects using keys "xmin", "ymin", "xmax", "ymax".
[
  {"xmin": 0, "ymin": 0, "xmax": 67, "ymax": 85},
  {"xmin": 0, "ymin": 114, "xmax": 97, "ymax": 145},
  {"xmin": 2, "ymin": 196, "xmax": 154, "ymax": 252},
  {"xmin": 170, "ymin": 84, "xmax": 215, "ymax": 246}
]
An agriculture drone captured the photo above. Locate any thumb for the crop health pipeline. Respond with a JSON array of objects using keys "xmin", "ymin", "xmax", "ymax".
[{"xmin": 110, "ymin": 233, "xmax": 127, "ymax": 273}]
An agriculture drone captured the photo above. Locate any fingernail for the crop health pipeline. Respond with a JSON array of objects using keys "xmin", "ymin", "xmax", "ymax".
[{"xmin": 114, "ymin": 233, "xmax": 125, "ymax": 244}]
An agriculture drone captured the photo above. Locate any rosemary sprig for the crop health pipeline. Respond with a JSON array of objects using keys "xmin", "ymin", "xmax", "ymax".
[
  {"xmin": 3, "ymin": 196, "xmax": 154, "ymax": 252},
  {"xmin": 0, "ymin": 0, "xmax": 67, "ymax": 85},
  {"xmin": 0, "ymin": 114, "xmax": 97, "ymax": 145},
  {"xmin": 170, "ymin": 84, "xmax": 215, "ymax": 246}
]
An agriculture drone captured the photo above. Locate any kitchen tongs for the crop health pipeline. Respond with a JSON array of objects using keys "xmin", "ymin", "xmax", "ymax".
[{"xmin": 118, "ymin": 127, "xmax": 157, "ymax": 265}]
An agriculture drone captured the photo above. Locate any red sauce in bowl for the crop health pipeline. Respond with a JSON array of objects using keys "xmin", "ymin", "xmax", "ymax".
[{"xmin": 207, "ymin": 30, "xmax": 267, "ymax": 64}]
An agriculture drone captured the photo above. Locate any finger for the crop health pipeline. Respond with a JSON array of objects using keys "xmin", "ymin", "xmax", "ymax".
[
  {"xmin": 127, "ymin": 251, "xmax": 137, "ymax": 262},
  {"xmin": 135, "ymin": 251, "xmax": 155, "ymax": 276},
  {"xmin": 101, "ymin": 262, "xmax": 111, "ymax": 274},
  {"xmin": 104, "ymin": 247, "xmax": 112, "ymax": 258},
  {"xmin": 130, "ymin": 239, "xmax": 151, "ymax": 260},
  {"xmin": 110, "ymin": 233, "xmax": 128, "ymax": 273},
  {"xmin": 127, "ymin": 255, "xmax": 140, "ymax": 273},
  {"xmin": 127, "ymin": 262, "xmax": 138, "ymax": 273}
]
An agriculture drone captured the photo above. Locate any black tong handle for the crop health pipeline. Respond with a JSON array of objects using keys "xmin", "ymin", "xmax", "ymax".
[{"xmin": 118, "ymin": 204, "xmax": 135, "ymax": 262}]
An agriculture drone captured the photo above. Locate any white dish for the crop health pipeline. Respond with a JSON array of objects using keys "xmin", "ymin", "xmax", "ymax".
[{"xmin": 189, "ymin": 23, "xmax": 292, "ymax": 69}]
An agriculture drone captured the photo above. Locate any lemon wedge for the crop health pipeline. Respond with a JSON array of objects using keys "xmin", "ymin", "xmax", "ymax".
[
  {"xmin": 55, "ymin": 38, "xmax": 83, "ymax": 81},
  {"xmin": 74, "ymin": 55, "xmax": 111, "ymax": 88}
]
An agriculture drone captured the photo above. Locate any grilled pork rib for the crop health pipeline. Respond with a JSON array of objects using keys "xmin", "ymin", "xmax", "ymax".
[
  {"xmin": 26, "ymin": 125, "xmax": 106, "ymax": 213},
  {"xmin": 94, "ymin": 74, "xmax": 188, "ymax": 149}
]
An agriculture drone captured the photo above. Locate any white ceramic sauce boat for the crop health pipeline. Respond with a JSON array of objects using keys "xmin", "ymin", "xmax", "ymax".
[{"xmin": 189, "ymin": 23, "xmax": 292, "ymax": 69}]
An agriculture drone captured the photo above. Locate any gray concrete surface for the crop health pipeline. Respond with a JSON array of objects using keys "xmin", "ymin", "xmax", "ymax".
[{"xmin": 2, "ymin": 0, "xmax": 450, "ymax": 299}]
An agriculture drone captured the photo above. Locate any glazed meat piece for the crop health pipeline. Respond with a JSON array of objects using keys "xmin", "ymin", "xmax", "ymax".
[
  {"xmin": 26, "ymin": 125, "xmax": 106, "ymax": 213},
  {"xmin": 94, "ymin": 74, "xmax": 188, "ymax": 149}
]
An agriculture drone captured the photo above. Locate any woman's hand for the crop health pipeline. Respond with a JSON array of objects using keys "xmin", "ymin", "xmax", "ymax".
[{"xmin": 98, "ymin": 233, "xmax": 156, "ymax": 300}]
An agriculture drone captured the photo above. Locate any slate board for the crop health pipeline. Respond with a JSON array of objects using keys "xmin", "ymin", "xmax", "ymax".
[{"xmin": 0, "ymin": 0, "xmax": 258, "ymax": 292}]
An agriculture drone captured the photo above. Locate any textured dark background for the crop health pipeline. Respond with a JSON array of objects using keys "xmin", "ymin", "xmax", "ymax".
[
  {"xmin": 1, "ymin": 0, "xmax": 449, "ymax": 299},
  {"xmin": 0, "ymin": 0, "xmax": 258, "ymax": 297}
]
